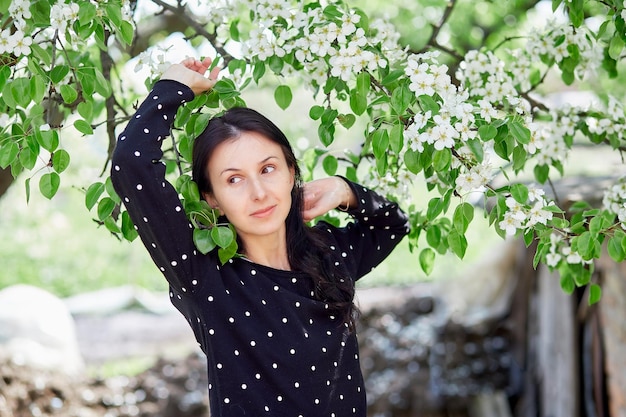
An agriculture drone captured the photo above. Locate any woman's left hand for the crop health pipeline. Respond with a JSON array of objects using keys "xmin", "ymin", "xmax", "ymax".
[{"xmin": 302, "ymin": 177, "xmax": 356, "ymax": 222}]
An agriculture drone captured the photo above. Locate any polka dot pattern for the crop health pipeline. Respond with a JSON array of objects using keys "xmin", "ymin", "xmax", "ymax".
[{"xmin": 110, "ymin": 80, "xmax": 410, "ymax": 417}]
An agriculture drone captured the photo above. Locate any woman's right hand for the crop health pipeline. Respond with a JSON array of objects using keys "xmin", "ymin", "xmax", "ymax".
[{"xmin": 160, "ymin": 57, "xmax": 221, "ymax": 96}]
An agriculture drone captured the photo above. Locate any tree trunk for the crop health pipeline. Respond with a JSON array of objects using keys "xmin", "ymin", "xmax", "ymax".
[{"xmin": 0, "ymin": 167, "xmax": 14, "ymax": 200}]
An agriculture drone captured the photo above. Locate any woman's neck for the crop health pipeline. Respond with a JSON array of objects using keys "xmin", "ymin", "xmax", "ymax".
[{"xmin": 241, "ymin": 235, "xmax": 291, "ymax": 271}]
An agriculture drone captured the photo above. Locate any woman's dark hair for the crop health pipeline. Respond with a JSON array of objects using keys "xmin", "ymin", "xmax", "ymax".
[{"xmin": 192, "ymin": 107, "xmax": 359, "ymax": 329}]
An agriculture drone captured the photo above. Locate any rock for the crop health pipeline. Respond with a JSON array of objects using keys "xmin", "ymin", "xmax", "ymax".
[{"xmin": 0, "ymin": 284, "xmax": 84, "ymax": 375}]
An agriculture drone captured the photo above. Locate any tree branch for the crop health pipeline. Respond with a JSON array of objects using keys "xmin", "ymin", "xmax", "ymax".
[{"xmin": 149, "ymin": 0, "xmax": 234, "ymax": 65}]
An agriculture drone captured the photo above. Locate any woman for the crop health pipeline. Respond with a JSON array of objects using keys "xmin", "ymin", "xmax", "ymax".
[{"xmin": 111, "ymin": 57, "xmax": 409, "ymax": 417}]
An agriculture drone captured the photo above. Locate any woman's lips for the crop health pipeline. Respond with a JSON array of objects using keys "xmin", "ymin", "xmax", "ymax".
[{"xmin": 251, "ymin": 205, "xmax": 276, "ymax": 218}]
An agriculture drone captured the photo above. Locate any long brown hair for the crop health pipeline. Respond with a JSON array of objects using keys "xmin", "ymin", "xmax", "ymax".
[{"xmin": 192, "ymin": 107, "xmax": 358, "ymax": 329}]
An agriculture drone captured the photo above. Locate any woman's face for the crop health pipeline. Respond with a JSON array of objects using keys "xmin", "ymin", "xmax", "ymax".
[{"xmin": 204, "ymin": 131, "xmax": 295, "ymax": 244}]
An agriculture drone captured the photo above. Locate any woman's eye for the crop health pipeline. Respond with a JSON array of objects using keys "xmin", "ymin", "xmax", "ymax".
[
  {"xmin": 228, "ymin": 176, "xmax": 242, "ymax": 184},
  {"xmin": 262, "ymin": 165, "xmax": 276, "ymax": 174}
]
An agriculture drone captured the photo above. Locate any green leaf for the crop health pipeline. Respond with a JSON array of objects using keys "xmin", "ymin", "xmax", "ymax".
[
  {"xmin": 389, "ymin": 122, "xmax": 404, "ymax": 154},
  {"xmin": 381, "ymin": 69, "xmax": 404, "ymax": 86},
  {"xmin": 229, "ymin": 19, "xmax": 240, "ymax": 41},
  {"xmin": 512, "ymin": 145, "xmax": 527, "ymax": 171},
  {"xmin": 30, "ymin": 74, "xmax": 46, "ymax": 104},
  {"xmin": 252, "ymin": 61, "xmax": 266, "ymax": 83},
  {"xmin": 0, "ymin": 65, "xmax": 11, "ymax": 91},
  {"xmin": 36, "ymin": 129, "xmax": 59, "ymax": 152},
  {"xmin": 94, "ymin": 68, "xmax": 112, "ymax": 97},
  {"xmin": 559, "ymin": 270, "xmax": 575, "ymax": 295},
  {"xmin": 403, "ymin": 149, "xmax": 422, "ymax": 174},
  {"xmin": 588, "ymin": 283, "xmax": 602, "ymax": 305},
  {"xmin": 350, "ymin": 72, "xmax": 369, "ymax": 115},
  {"xmin": 338, "ymin": 114, "xmax": 356, "ymax": 129},
  {"xmin": 39, "ymin": 172, "xmax": 60, "ymax": 199},
  {"xmin": 97, "ymin": 197, "xmax": 116, "ymax": 221},
  {"xmin": 349, "ymin": 89, "xmax": 367, "ymax": 116},
  {"xmin": 371, "ymin": 129, "xmax": 389, "ymax": 159},
  {"xmin": 268, "ymin": 55, "xmax": 284, "ymax": 74},
  {"xmin": 509, "ymin": 120, "xmax": 531, "ymax": 145},
  {"xmin": 426, "ymin": 224, "xmax": 442, "ymax": 248},
  {"xmin": 50, "ymin": 65, "xmax": 70, "ymax": 84},
  {"xmin": 85, "ymin": 182, "xmax": 105, "ymax": 210},
  {"xmin": 118, "ymin": 20, "xmax": 134, "ymax": 46},
  {"xmin": 390, "ymin": 84, "xmax": 412, "ymax": 115},
  {"xmin": 77, "ymin": 100, "xmax": 93, "ymax": 120},
  {"xmin": 218, "ymin": 238, "xmax": 238, "ymax": 264},
  {"xmin": 74, "ymin": 119, "xmax": 94, "ymax": 135},
  {"xmin": 417, "ymin": 94, "xmax": 439, "ymax": 114},
  {"xmin": 466, "ymin": 138, "xmax": 484, "ymax": 162},
  {"xmin": 309, "ymin": 105, "xmax": 324, "ymax": 120},
  {"xmin": 523, "ymin": 228, "xmax": 534, "ymax": 247},
  {"xmin": 121, "ymin": 211, "xmax": 138, "ymax": 241},
  {"xmin": 78, "ymin": 1, "xmax": 97, "ymax": 25},
  {"xmin": 448, "ymin": 229, "xmax": 467, "ymax": 259},
  {"xmin": 194, "ymin": 228, "xmax": 216, "ymax": 254},
  {"xmin": 453, "ymin": 202, "xmax": 474, "ymax": 234},
  {"xmin": 19, "ymin": 146, "xmax": 37, "ymax": 170},
  {"xmin": 60, "ymin": 84, "xmax": 78, "ymax": 103},
  {"xmin": 52, "ymin": 149, "xmax": 70, "ymax": 173},
  {"xmin": 510, "ymin": 183, "xmax": 529, "ymax": 203},
  {"xmin": 419, "ymin": 248, "xmax": 435, "ymax": 275},
  {"xmin": 0, "ymin": 141, "xmax": 19, "ymax": 168},
  {"xmin": 426, "ymin": 197, "xmax": 444, "ymax": 220},
  {"xmin": 212, "ymin": 226, "xmax": 234, "ymax": 248},
  {"xmin": 318, "ymin": 122, "xmax": 335, "ymax": 147},
  {"xmin": 478, "ymin": 124, "xmax": 497, "ymax": 141},
  {"xmin": 534, "ymin": 163, "xmax": 549, "ymax": 184},
  {"xmin": 432, "ymin": 148, "xmax": 451, "ymax": 171},
  {"xmin": 274, "ymin": 85, "xmax": 292, "ymax": 110},
  {"xmin": 607, "ymin": 235, "xmax": 625, "ymax": 262},
  {"xmin": 322, "ymin": 155, "xmax": 338, "ymax": 176}
]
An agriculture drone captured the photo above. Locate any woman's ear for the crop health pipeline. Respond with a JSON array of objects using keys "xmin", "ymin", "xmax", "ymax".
[{"xmin": 203, "ymin": 192, "xmax": 223, "ymax": 215}]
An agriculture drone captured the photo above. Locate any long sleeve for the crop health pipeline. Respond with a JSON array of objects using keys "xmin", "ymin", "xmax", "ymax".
[
  {"xmin": 110, "ymin": 80, "xmax": 203, "ymax": 294},
  {"xmin": 319, "ymin": 179, "xmax": 410, "ymax": 281}
]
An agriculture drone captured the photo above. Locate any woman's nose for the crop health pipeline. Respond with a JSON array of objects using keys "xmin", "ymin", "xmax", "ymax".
[{"xmin": 249, "ymin": 177, "xmax": 267, "ymax": 200}]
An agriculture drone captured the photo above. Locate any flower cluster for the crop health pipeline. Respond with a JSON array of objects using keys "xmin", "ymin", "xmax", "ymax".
[
  {"xmin": 134, "ymin": 46, "xmax": 172, "ymax": 79},
  {"xmin": 237, "ymin": 1, "xmax": 395, "ymax": 86},
  {"xmin": 456, "ymin": 50, "xmax": 520, "ymax": 111},
  {"xmin": 603, "ymin": 177, "xmax": 626, "ymax": 228},
  {"xmin": 498, "ymin": 186, "xmax": 554, "ymax": 236},
  {"xmin": 525, "ymin": 21, "xmax": 601, "ymax": 80},
  {"xmin": 1, "ymin": 0, "xmax": 33, "ymax": 56},
  {"xmin": 545, "ymin": 233, "xmax": 585, "ymax": 268}
]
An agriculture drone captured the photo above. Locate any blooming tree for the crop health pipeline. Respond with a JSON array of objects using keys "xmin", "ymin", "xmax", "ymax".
[{"xmin": 1, "ymin": 0, "xmax": 626, "ymax": 303}]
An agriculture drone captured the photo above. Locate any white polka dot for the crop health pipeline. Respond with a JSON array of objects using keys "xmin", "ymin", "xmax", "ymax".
[
  {"xmin": 136, "ymin": 184, "xmax": 143, "ymax": 190},
  {"xmin": 208, "ymin": 296, "xmax": 214, "ymax": 301},
  {"xmin": 224, "ymin": 398, "xmax": 229, "ymax": 404},
  {"xmin": 241, "ymin": 383, "xmax": 247, "ymax": 389},
  {"xmin": 134, "ymin": 151, "xmax": 141, "ymax": 157},
  {"xmin": 171, "ymin": 261, "xmax": 177, "ymax": 266},
  {"xmin": 267, "ymin": 331, "xmax": 273, "ymax": 337},
  {"xmin": 251, "ymin": 269, "xmax": 257, "ymax": 275},
  {"xmin": 143, "ymin": 128, "xmax": 149, "ymax": 133}
]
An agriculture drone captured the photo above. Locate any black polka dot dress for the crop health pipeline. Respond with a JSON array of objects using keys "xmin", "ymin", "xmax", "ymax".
[{"xmin": 110, "ymin": 80, "xmax": 410, "ymax": 417}]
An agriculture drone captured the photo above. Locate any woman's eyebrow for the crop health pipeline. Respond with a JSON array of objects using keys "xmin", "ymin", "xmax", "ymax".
[{"xmin": 219, "ymin": 155, "xmax": 279, "ymax": 176}]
